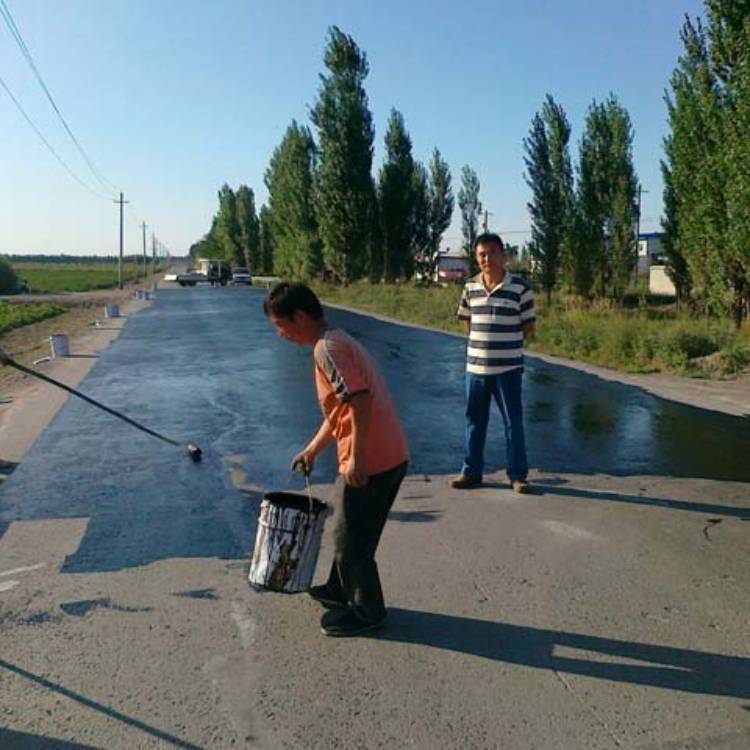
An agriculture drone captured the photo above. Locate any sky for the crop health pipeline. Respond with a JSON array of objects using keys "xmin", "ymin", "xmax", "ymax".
[{"xmin": 0, "ymin": 0, "xmax": 706, "ymax": 257}]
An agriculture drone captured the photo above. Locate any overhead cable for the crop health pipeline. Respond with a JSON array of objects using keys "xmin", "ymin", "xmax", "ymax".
[
  {"xmin": 0, "ymin": 75, "xmax": 113, "ymax": 200},
  {"xmin": 0, "ymin": 0, "xmax": 119, "ymax": 197}
]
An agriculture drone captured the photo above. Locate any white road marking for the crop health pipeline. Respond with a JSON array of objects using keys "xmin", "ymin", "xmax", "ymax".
[
  {"xmin": 230, "ymin": 601, "xmax": 256, "ymax": 650},
  {"xmin": 0, "ymin": 580, "xmax": 20, "ymax": 592},
  {"xmin": 0, "ymin": 562, "xmax": 46, "ymax": 578}
]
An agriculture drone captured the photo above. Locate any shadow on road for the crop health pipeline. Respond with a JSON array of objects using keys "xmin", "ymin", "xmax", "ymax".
[
  {"xmin": 378, "ymin": 608, "xmax": 750, "ymax": 700},
  {"xmin": 389, "ymin": 509, "xmax": 442, "ymax": 523},
  {"xmin": 533, "ymin": 481, "xmax": 750, "ymax": 520},
  {"xmin": 0, "ymin": 460, "xmax": 19, "ymax": 485},
  {"xmin": 0, "ymin": 658, "xmax": 204, "ymax": 749}
]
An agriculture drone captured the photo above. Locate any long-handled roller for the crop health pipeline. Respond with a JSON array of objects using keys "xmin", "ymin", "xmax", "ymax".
[{"xmin": 0, "ymin": 347, "xmax": 202, "ymax": 462}]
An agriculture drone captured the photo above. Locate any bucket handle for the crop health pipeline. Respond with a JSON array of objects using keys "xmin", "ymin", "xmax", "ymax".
[{"xmin": 303, "ymin": 472, "xmax": 314, "ymax": 527}]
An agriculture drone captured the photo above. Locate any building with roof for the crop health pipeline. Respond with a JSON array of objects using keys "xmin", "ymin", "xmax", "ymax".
[{"xmin": 637, "ymin": 232, "xmax": 667, "ymax": 274}]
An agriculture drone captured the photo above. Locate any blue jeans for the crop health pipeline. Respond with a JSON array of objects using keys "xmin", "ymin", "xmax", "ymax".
[{"xmin": 461, "ymin": 369, "xmax": 528, "ymax": 482}]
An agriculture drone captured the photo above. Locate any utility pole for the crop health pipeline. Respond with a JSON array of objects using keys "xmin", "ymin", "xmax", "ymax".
[
  {"xmin": 141, "ymin": 222, "xmax": 147, "ymax": 279},
  {"xmin": 482, "ymin": 209, "xmax": 494, "ymax": 233},
  {"xmin": 114, "ymin": 192, "xmax": 129, "ymax": 289},
  {"xmin": 151, "ymin": 233, "xmax": 156, "ymax": 278}
]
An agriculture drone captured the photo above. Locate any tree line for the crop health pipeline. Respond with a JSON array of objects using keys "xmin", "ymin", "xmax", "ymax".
[
  {"xmin": 525, "ymin": 0, "xmax": 750, "ymax": 325},
  {"xmin": 523, "ymin": 94, "xmax": 638, "ymax": 306},
  {"xmin": 190, "ymin": 27, "xmax": 484, "ymax": 283}
]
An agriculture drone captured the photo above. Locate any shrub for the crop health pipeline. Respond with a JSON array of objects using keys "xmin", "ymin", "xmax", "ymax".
[
  {"xmin": 0, "ymin": 302, "xmax": 65, "ymax": 333},
  {"xmin": 720, "ymin": 344, "xmax": 750, "ymax": 375},
  {"xmin": 0, "ymin": 257, "xmax": 19, "ymax": 294}
]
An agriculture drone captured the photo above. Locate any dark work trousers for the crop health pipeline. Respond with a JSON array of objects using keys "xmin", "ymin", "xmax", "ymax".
[{"xmin": 324, "ymin": 461, "xmax": 408, "ymax": 623}]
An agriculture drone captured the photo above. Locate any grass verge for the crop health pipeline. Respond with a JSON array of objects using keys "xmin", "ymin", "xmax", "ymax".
[
  {"xmin": 0, "ymin": 302, "xmax": 65, "ymax": 335},
  {"xmin": 312, "ymin": 280, "xmax": 750, "ymax": 378},
  {"xmin": 12, "ymin": 262, "xmax": 147, "ymax": 293}
]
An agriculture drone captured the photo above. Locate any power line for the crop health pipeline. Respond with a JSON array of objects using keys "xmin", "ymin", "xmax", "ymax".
[
  {"xmin": 0, "ymin": 0, "xmax": 120, "ymax": 197},
  {"xmin": 0, "ymin": 75, "xmax": 112, "ymax": 200}
]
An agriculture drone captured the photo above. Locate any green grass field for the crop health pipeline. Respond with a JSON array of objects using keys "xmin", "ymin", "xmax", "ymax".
[
  {"xmin": 12, "ymin": 262, "xmax": 148, "ymax": 293},
  {"xmin": 312, "ymin": 280, "xmax": 750, "ymax": 378},
  {"xmin": 0, "ymin": 302, "xmax": 66, "ymax": 334}
]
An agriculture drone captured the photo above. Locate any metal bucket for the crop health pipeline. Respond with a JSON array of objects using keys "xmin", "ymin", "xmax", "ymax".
[
  {"xmin": 249, "ymin": 492, "xmax": 327, "ymax": 593},
  {"xmin": 49, "ymin": 334, "xmax": 70, "ymax": 358},
  {"xmin": 104, "ymin": 304, "xmax": 119, "ymax": 319}
]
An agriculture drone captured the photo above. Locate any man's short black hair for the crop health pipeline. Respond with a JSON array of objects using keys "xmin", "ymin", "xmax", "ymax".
[
  {"xmin": 473, "ymin": 233, "xmax": 504, "ymax": 252},
  {"xmin": 263, "ymin": 282, "xmax": 324, "ymax": 320}
]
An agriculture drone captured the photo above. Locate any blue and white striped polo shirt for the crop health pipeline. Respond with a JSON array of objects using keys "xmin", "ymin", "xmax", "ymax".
[{"xmin": 457, "ymin": 273, "xmax": 535, "ymax": 375}]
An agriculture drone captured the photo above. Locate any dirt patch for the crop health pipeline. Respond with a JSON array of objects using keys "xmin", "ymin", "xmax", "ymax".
[{"xmin": 0, "ymin": 284, "xmax": 155, "ymax": 465}]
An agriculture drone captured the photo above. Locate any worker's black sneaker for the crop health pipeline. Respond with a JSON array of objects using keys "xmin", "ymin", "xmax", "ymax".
[
  {"xmin": 308, "ymin": 584, "xmax": 347, "ymax": 609},
  {"xmin": 320, "ymin": 609, "xmax": 386, "ymax": 637}
]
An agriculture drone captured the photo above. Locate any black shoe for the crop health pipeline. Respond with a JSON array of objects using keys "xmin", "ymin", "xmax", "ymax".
[
  {"xmin": 308, "ymin": 584, "xmax": 347, "ymax": 609},
  {"xmin": 320, "ymin": 609, "xmax": 386, "ymax": 637}
]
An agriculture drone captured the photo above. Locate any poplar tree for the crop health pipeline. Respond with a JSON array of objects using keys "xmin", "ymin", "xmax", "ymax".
[
  {"xmin": 524, "ymin": 95, "xmax": 573, "ymax": 303},
  {"xmin": 660, "ymin": 159, "xmax": 691, "ymax": 303},
  {"xmin": 189, "ymin": 217, "xmax": 221, "ymax": 263},
  {"xmin": 259, "ymin": 205, "xmax": 274, "ymax": 275},
  {"xmin": 458, "ymin": 165, "xmax": 482, "ymax": 272},
  {"xmin": 707, "ymin": 0, "xmax": 750, "ymax": 325},
  {"xmin": 410, "ymin": 161, "xmax": 431, "ymax": 278},
  {"xmin": 427, "ymin": 148, "xmax": 454, "ymax": 260},
  {"xmin": 235, "ymin": 185, "xmax": 260, "ymax": 271},
  {"xmin": 575, "ymin": 96, "xmax": 638, "ymax": 301},
  {"xmin": 264, "ymin": 121, "xmax": 321, "ymax": 279},
  {"xmin": 311, "ymin": 27, "xmax": 376, "ymax": 282},
  {"xmin": 663, "ymin": 15, "xmax": 727, "ymax": 315},
  {"xmin": 216, "ymin": 184, "xmax": 242, "ymax": 266},
  {"xmin": 662, "ymin": 3, "xmax": 750, "ymax": 323},
  {"xmin": 378, "ymin": 109, "xmax": 416, "ymax": 281},
  {"xmin": 605, "ymin": 97, "xmax": 638, "ymax": 302}
]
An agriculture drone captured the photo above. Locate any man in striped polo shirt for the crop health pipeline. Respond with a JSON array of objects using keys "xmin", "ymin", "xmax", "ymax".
[{"xmin": 452, "ymin": 233, "xmax": 535, "ymax": 493}]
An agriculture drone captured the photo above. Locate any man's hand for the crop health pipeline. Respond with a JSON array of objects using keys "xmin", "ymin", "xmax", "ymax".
[
  {"xmin": 0, "ymin": 348, "xmax": 13, "ymax": 366},
  {"xmin": 343, "ymin": 457, "xmax": 368, "ymax": 488},
  {"xmin": 291, "ymin": 449, "xmax": 315, "ymax": 476}
]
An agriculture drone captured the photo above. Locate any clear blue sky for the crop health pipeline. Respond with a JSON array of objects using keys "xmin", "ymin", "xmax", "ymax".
[{"xmin": 0, "ymin": 0, "xmax": 705, "ymax": 256}]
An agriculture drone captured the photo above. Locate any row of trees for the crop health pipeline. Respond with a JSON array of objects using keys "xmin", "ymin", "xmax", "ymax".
[
  {"xmin": 525, "ymin": 0, "xmax": 750, "ymax": 325},
  {"xmin": 661, "ymin": 0, "xmax": 750, "ymax": 326},
  {"xmin": 523, "ymin": 94, "xmax": 638, "ymax": 305},
  {"xmin": 191, "ymin": 27, "xmax": 469, "ymax": 283},
  {"xmin": 189, "ymin": 184, "xmax": 270, "ymax": 273}
]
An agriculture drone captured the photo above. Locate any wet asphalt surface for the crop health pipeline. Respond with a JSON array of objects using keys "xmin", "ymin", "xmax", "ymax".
[{"xmin": 1, "ymin": 286, "xmax": 749, "ymax": 575}]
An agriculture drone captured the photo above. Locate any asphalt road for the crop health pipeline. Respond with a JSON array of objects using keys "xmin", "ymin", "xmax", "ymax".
[{"xmin": 1, "ymin": 286, "xmax": 748, "ymax": 749}]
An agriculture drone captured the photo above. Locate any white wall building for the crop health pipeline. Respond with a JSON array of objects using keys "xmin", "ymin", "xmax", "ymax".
[{"xmin": 637, "ymin": 232, "xmax": 666, "ymax": 274}]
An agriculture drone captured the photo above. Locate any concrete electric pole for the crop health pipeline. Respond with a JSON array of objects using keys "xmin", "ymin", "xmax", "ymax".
[
  {"xmin": 114, "ymin": 192, "xmax": 129, "ymax": 289},
  {"xmin": 141, "ymin": 222, "xmax": 147, "ymax": 279}
]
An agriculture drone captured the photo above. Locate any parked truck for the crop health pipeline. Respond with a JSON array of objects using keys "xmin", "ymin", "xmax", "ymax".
[{"xmin": 164, "ymin": 258, "xmax": 231, "ymax": 287}]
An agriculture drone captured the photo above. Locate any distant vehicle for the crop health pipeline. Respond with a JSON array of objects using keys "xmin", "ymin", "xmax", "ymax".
[
  {"xmin": 164, "ymin": 258, "xmax": 230, "ymax": 287},
  {"xmin": 231, "ymin": 267, "xmax": 252, "ymax": 285}
]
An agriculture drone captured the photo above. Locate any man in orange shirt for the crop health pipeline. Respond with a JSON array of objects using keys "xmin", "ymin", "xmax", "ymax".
[{"xmin": 264, "ymin": 282, "xmax": 409, "ymax": 637}]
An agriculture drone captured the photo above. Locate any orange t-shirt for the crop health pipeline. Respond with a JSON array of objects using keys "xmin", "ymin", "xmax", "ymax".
[{"xmin": 313, "ymin": 328, "xmax": 409, "ymax": 476}]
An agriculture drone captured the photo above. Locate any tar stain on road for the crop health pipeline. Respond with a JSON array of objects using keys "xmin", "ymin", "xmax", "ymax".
[{"xmin": 1, "ymin": 287, "xmax": 749, "ymax": 575}]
